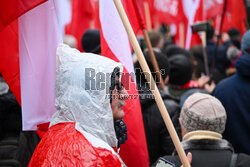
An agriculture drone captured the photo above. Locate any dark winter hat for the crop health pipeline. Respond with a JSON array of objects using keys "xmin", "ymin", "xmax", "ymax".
[
  {"xmin": 135, "ymin": 51, "xmax": 169, "ymax": 84},
  {"xmin": 180, "ymin": 93, "xmax": 227, "ymax": 134},
  {"xmin": 81, "ymin": 29, "xmax": 101, "ymax": 54},
  {"xmin": 228, "ymin": 28, "xmax": 241, "ymax": 40},
  {"xmin": 169, "ymin": 54, "xmax": 193, "ymax": 85},
  {"xmin": 241, "ymin": 30, "xmax": 250, "ymax": 54}
]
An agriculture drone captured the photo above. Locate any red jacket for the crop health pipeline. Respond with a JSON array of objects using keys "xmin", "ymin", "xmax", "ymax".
[{"xmin": 29, "ymin": 122, "xmax": 121, "ymax": 167}]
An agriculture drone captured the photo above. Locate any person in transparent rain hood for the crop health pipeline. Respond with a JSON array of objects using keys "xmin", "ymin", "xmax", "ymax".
[{"xmin": 29, "ymin": 44, "xmax": 128, "ymax": 167}]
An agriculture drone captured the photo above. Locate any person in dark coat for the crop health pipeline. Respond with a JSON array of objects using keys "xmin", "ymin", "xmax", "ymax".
[
  {"xmin": 166, "ymin": 54, "xmax": 212, "ymax": 100},
  {"xmin": 213, "ymin": 30, "xmax": 250, "ymax": 155},
  {"xmin": 134, "ymin": 51, "xmax": 181, "ymax": 165},
  {"xmin": 155, "ymin": 93, "xmax": 250, "ymax": 167},
  {"xmin": 206, "ymin": 25, "xmax": 231, "ymax": 81},
  {"xmin": 0, "ymin": 76, "xmax": 40, "ymax": 167}
]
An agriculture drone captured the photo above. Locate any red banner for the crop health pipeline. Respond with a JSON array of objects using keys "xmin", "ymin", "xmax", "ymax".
[
  {"xmin": 0, "ymin": 0, "xmax": 47, "ymax": 31},
  {"xmin": 154, "ymin": 0, "xmax": 185, "ymax": 24},
  {"xmin": 204, "ymin": 0, "xmax": 224, "ymax": 19}
]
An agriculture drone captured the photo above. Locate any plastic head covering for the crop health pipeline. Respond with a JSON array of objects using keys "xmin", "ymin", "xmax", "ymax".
[{"xmin": 50, "ymin": 44, "xmax": 123, "ymax": 147}]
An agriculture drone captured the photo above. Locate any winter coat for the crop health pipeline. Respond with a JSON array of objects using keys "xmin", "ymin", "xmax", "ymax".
[
  {"xmin": 207, "ymin": 41, "xmax": 231, "ymax": 76},
  {"xmin": 29, "ymin": 123, "xmax": 121, "ymax": 167},
  {"xmin": 138, "ymin": 85, "xmax": 181, "ymax": 165},
  {"xmin": 213, "ymin": 52, "xmax": 250, "ymax": 154},
  {"xmin": 156, "ymin": 131, "xmax": 250, "ymax": 167},
  {"xmin": 0, "ymin": 88, "xmax": 40, "ymax": 167}
]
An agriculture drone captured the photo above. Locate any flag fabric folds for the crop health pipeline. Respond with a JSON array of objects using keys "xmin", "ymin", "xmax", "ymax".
[
  {"xmin": 0, "ymin": 20, "xmax": 21, "ymax": 104},
  {"xmin": 0, "ymin": 0, "xmax": 47, "ymax": 31},
  {"xmin": 0, "ymin": 0, "xmax": 62, "ymax": 130},
  {"xmin": 182, "ymin": 0, "xmax": 203, "ymax": 49},
  {"xmin": 100, "ymin": 0, "xmax": 149, "ymax": 166},
  {"xmin": 154, "ymin": 0, "xmax": 185, "ymax": 24},
  {"xmin": 122, "ymin": 0, "xmax": 146, "ymax": 35},
  {"xmin": 19, "ymin": 0, "xmax": 62, "ymax": 130},
  {"xmin": 203, "ymin": 0, "xmax": 224, "ymax": 19}
]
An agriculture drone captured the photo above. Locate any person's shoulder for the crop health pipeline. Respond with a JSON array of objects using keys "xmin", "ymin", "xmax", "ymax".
[
  {"xmin": 162, "ymin": 94, "xmax": 180, "ymax": 113},
  {"xmin": 213, "ymin": 75, "xmax": 236, "ymax": 95},
  {"xmin": 237, "ymin": 153, "xmax": 250, "ymax": 166}
]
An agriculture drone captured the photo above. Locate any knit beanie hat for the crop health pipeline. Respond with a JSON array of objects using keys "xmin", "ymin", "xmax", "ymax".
[
  {"xmin": 180, "ymin": 93, "xmax": 227, "ymax": 134},
  {"xmin": 81, "ymin": 29, "xmax": 101, "ymax": 54},
  {"xmin": 169, "ymin": 54, "xmax": 193, "ymax": 85},
  {"xmin": 241, "ymin": 30, "xmax": 250, "ymax": 54}
]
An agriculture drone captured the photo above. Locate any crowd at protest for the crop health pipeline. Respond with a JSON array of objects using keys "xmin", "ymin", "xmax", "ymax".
[
  {"xmin": 1, "ymin": 24, "xmax": 250, "ymax": 167},
  {"xmin": 1, "ymin": 0, "xmax": 250, "ymax": 167}
]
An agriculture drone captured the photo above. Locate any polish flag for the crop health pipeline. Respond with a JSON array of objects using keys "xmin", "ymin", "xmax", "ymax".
[
  {"xmin": 0, "ymin": 0, "xmax": 62, "ymax": 130},
  {"xmin": 100, "ymin": 0, "xmax": 149, "ymax": 167}
]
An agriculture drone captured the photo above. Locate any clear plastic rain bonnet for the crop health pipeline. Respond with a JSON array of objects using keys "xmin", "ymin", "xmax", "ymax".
[{"xmin": 50, "ymin": 44, "xmax": 123, "ymax": 147}]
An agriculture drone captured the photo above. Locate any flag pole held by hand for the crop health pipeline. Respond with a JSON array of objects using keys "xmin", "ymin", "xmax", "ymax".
[{"xmin": 113, "ymin": 0, "xmax": 190, "ymax": 166}]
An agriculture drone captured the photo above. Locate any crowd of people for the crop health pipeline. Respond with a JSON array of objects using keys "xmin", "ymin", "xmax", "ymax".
[{"xmin": 1, "ymin": 25, "xmax": 250, "ymax": 167}]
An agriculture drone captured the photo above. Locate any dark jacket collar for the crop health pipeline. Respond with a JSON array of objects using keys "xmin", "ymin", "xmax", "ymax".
[{"xmin": 173, "ymin": 139, "xmax": 234, "ymax": 155}]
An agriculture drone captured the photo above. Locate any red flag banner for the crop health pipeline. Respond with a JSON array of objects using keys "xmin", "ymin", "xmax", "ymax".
[
  {"xmin": 213, "ymin": 0, "xmax": 246, "ymax": 36},
  {"xmin": 122, "ymin": 0, "xmax": 146, "ymax": 35},
  {"xmin": 0, "ymin": 0, "xmax": 47, "ymax": 31},
  {"xmin": 204, "ymin": 0, "xmax": 224, "ymax": 19},
  {"xmin": 65, "ymin": 0, "xmax": 94, "ymax": 51},
  {"xmin": 154, "ymin": 0, "xmax": 185, "ymax": 24},
  {"xmin": 0, "ymin": 20, "xmax": 21, "ymax": 104}
]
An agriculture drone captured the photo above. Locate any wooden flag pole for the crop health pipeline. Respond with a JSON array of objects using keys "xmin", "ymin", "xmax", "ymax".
[
  {"xmin": 113, "ymin": 0, "xmax": 190, "ymax": 166},
  {"xmin": 143, "ymin": 1, "xmax": 152, "ymax": 31},
  {"xmin": 179, "ymin": 22, "xmax": 185, "ymax": 48},
  {"xmin": 143, "ymin": 29, "xmax": 166, "ymax": 91}
]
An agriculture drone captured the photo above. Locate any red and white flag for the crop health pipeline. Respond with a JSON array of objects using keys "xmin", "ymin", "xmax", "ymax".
[
  {"xmin": 0, "ymin": 0, "xmax": 62, "ymax": 130},
  {"xmin": 182, "ymin": 0, "xmax": 204, "ymax": 49},
  {"xmin": 100, "ymin": 0, "xmax": 149, "ymax": 166}
]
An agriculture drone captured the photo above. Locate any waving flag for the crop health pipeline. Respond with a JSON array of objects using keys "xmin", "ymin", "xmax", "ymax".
[
  {"xmin": 204, "ymin": 0, "xmax": 224, "ymax": 19},
  {"xmin": 0, "ymin": 0, "xmax": 62, "ymax": 130},
  {"xmin": 182, "ymin": 0, "xmax": 203, "ymax": 49},
  {"xmin": 122, "ymin": 0, "xmax": 146, "ymax": 35},
  {"xmin": 0, "ymin": 20, "xmax": 21, "ymax": 104},
  {"xmin": 154, "ymin": 0, "xmax": 185, "ymax": 24},
  {"xmin": 100, "ymin": 0, "xmax": 149, "ymax": 166},
  {"xmin": 0, "ymin": 0, "xmax": 47, "ymax": 31}
]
